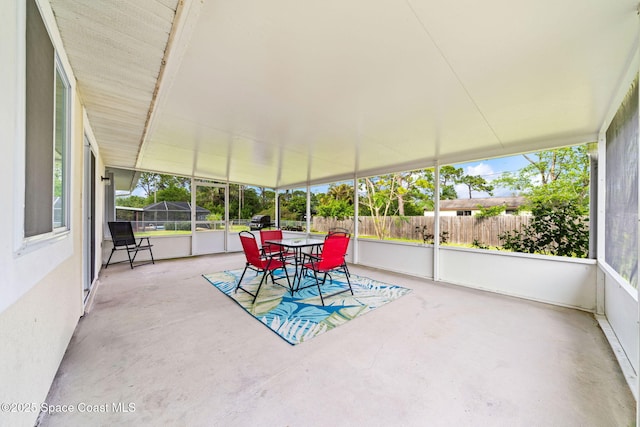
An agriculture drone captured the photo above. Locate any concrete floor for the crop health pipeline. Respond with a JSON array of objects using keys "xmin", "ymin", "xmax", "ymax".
[{"xmin": 40, "ymin": 253, "xmax": 635, "ymax": 426}]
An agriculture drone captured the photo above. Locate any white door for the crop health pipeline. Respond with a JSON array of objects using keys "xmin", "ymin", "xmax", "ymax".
[{"xmin": 192, "ymin": 181, "xmax": 227, "ymax": 255}]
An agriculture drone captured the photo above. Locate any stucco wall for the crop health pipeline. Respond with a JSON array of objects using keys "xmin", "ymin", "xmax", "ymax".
[
  {"xmin": 0, "ymin": 258, "xmax": 83, "ymax": 427},
  {"xmin": 0, "ymin": 1, "xmax": 88, "ymax": 425}
]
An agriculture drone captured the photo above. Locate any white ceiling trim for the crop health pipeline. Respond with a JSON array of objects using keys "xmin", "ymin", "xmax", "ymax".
[{"xmin": 136, "ymin": 0, "xmax": 204, "ymax": 173}]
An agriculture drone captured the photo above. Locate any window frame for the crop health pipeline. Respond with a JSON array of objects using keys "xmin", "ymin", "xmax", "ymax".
[
  {"xmin": 52, "ymin": 55, "xmax": 70, "ymax": 233},
  {"xmin": 23, "ymin": 0, "xmax": 71, "ymax": 246}
]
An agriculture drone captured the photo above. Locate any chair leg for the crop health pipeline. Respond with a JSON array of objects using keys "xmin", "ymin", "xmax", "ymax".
[
  {"xmin": 105, "ymin": 247, "xmax": 116, "ymax": 268},
  {"xmin": 252, "ymin": 271, "xmax": 269, "ymax": 304},
  {"xmin": 342, "ymin": 262, "xmax": 351, "ymax": 277},
  {"xmin": 130, "ymin": 242, "xmax": 154, "ymax": 268},
  {"xmin": 312, "ymin": 270, "xmax": 325, "ymax": 306},
  {"xmin": 236, "ymin": 264, "xmax": 269, "ymax": 304},
  {"xmin": 235, "ymin": 264, "xmax": 250, "ymax": 293},
  {"xmin": 344, "ymin": 268, "xmax": 354, "ymax": 296},
  {"xmin": 280, "ymin": 266, "xmax": 291, "ymax": 289},
  {"xmin": 266, "ymin": 266, "xmax": 292, "ymax": 295},
  {"xmin": 126, "ymin": 247, "xmax": 135, "ymax": 269},
  {"xmin": 142, "ymin": 238, "xmax": 155, "ymax": 265},
  {"xmin": 315, "ymin": 269, "xmax": 352, "ymax": 305}
]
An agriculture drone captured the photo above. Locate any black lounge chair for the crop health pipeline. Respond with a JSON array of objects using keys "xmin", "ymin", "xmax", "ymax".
[{"xmin": 106, "ymin": 221, "xmax": 155, "ymax": 269}]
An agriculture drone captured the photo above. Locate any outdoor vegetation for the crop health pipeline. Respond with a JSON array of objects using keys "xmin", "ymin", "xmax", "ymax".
[
  {"xmin": 495, "ymin": 145, "xmax": 591, "ymax": 257},
  {"xmin": 115, "ymin": 143, "xmax": 591, "ymax": 258}
]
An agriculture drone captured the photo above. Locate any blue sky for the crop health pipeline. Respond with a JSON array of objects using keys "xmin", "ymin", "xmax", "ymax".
[{"xmin": 453, "ymin": 154, "xmax": 530, "ymax": 198}]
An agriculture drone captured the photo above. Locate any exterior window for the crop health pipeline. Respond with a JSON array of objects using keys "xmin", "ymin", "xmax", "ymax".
[
  {"xmin": 25, "ymin": 0, "xmax": 70, "ymax": 239},
  {"xmin": 53, "ymin": 65, "xmax": 69, "ymax": 229},
  {"xmin": 457, "ymin": 210, "xmax": 472, "ymax": 216}
]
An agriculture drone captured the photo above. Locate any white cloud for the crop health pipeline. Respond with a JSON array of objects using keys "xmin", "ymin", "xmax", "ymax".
[
  {"xmin": 454, "ymin": 162, "xmax": 498, "ymax": 198},
  {"xmin": 465, "ymin": 162, "xmax": 495, "ymax": 179}
]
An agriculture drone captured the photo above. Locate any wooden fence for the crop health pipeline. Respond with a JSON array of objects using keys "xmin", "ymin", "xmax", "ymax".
[{"xmin": 312, "ymin": 216, "xmax": 533, "ymax": 247}]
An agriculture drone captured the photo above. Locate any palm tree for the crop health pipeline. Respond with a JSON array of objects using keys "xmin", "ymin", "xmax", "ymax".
[{"xmin": 327, "ymin": 183, "xmax": 354, "ymax": 204}]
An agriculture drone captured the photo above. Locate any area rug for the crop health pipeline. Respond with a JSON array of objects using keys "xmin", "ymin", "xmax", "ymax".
[{"xmin": 202, "ymin": 268, "xmax": 411, "ymax": 345}]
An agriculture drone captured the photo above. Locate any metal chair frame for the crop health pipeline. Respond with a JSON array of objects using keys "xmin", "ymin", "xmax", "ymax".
[
  {"xmin": 106, "ymin": 221, "xmax": 155, "ymax": 269},
  {"xmin": 325, "ymin": 229, "xmax": 351, "ymax": 277},
  {"xmin": 236, "ymin": 231, "xmax": 291, "ymax": 303},
  {"xmin": 300, "ymin": 234, "xmax": 353, "ymax": 306},
  {"xmin": 259, "ymin": 229, "xmax": 296, "ymax": 260}
]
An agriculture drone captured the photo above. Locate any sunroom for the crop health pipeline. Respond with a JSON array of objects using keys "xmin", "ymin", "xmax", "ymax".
[{"xmin": 2, "ymin": 0, "xmax": 639, "ymax": 426}]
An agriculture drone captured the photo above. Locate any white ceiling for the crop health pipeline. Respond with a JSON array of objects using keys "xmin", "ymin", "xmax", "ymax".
[{"xmin": 51, "ymin": 0, "xmax": 639, "ymax": 189}]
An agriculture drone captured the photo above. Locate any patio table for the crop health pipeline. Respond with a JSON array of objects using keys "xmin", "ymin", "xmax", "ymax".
[{"xmin": 264, "ymin": 237, "xmax": 324, "ymax": 294}]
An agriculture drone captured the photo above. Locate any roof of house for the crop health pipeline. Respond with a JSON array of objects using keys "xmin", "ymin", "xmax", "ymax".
[
  {"xmin": 143, "ymin": 201, "xmax": 210, "ymax": 214},
  {"xmin": 432, "ymin": 196, "xmax": 527, "ymax": 211}
]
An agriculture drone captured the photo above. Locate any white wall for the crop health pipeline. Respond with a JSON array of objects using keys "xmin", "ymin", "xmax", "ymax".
[
  {"xmin": 439, "ymin": 247, "xmax": 597, "ymax": 311},
  {"xmin": 102, "ymin": 235, "xmax": 192, "ymax": 265},
  {"xmin": 228, "ymin": 231, "xmax": 243, "ymax": 252},
  {"xmin": 0, "ymin": 257, "xmax": 82, "ymax": 427},
  {"xmin": 357, "ymin": 239, "xmax": 434, "ymax": 278},
  {"xmin": 353, "ymin": 239, "xmax": 596, "ymax": 312},
  {"xmin": 601, "ymin": 263, "xmax": 639, "ymax": 373},
  {"xmin": 424, "ymin": 211, "xmax": 457, "ymax": 217},
  {"xmin": 100, "ymin": 232, "xmax": 251, "ymax": 265},
  {"xmin": 0, "ymin": 1, "xmax": 95, "ymax": 426},
  {"xmin": 0, "ymin": 0, "xmax": 78, "ymax": 315}
]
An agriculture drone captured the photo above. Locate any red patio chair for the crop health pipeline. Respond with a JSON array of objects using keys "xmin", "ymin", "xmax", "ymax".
[
  {"xmin": 236, "ymin": 231, "xmax": 291, "ymax": 303},
  {"xmin": 325, "ymin": 229, "xmax": 351, "ymax": 277},
  {"xmin": 327, "ymin": 227, "xmax": 350, "ymax": 237},
  {"xmin": 259, "ymin": 229, "xmax": 296, "ymax": 260},
  {"xmin": 300, "ymin": 234, "xmax": 353, "ymax": 306}
]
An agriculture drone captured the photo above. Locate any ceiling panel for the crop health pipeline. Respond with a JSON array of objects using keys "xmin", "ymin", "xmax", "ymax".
[
  {"xmin": 51, "ymin": 0, "xmax": 639, "ymax": 188},
  {"xmin": 50, "ymin": 0, "xmax": 178, "ymax": 170}
]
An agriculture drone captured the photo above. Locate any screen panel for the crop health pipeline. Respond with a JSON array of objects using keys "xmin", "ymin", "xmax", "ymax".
[{"xmin": 605, "ymin": 76, "xmax": 638, "ymax": 288}]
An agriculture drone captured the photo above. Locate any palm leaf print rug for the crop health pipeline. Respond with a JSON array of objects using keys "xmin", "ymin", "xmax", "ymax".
[{"xmin": 203, "ymin": 268, "xmax": 411, "ymax": 345}]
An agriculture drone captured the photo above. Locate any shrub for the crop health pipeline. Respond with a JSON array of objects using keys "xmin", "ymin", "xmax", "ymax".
[{"xmin": 499, "ymin": 199, "xmax": 589, "ymax": 257}]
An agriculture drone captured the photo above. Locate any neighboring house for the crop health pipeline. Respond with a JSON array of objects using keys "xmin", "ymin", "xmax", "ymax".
[{"xmin": 424, "ymin": 196, "xmax": 528, "ymax": 217}]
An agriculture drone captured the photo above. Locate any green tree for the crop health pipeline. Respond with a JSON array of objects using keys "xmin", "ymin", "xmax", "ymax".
[
  {"xmin": 137, "ymin": 172, "xmax": 160, "ymax": 197},
  {"xmin": 420, "ymin": 167, "xmax": 462, "ymax": 210},
  {"xmin": 158, "ymin": 175, "xmax": 190, "ymax": 191},
  {"xmin": 229, "ymin": 186, "xmax": 262, "ymax": 219},
  {"xmin": 393, "ymin": 171, "xmax": 436, "ymax": 216},
  {"xmin": 115, "ymin": 195, "xmax": 147, "ymax": 208},
  {"xmin": 439, "ymin": 165, "xmax": 461, "ymax": 182},
  {"xmin": 136, "ymin": 172, "xmax": 191, "ymax": 201},
  {"xmin": 317, "ymin": 183, "xmax": 355, "ymax": 219},
  {"xmin": 259, "ymin": 189, "xmax": 276, "ymax": 216},
  {"xmin": 494, "ymin": 145, "xmax": 590, "ymax": 208},
  {"xmin": 475, "ymin": 204, "xmax": 505, "ymax": 218},
  {"xmin": 279, "ymin": 190, "xmax": 316, "ymax": 220},
  {"xmin": 155, "ymin": 185, "xmax": 190, "ymax": 203},
  {"xmin": 496, "ymin": 144, "xmax": 591, "ymax": 257},
  {"xmin": 439, "ymin": 165, "xmax": 463, "ymax": 199},
  {"xmin": 327, "ymin": 183, "xmax": 354, "ymax": 204},
  {"xmin": 196, "ymin": 186, "xmax": 225, "ymax": 216},
  {"xmin": 458, "ymin": 175, "xmax": 494, "ymax": 198},
  {"xmin": 359, "ymin": 175, "xmax": 401, "ymax": 239},
  {"xmin": 317, "ymin": 199, "xmax": 353, "ymax": 219}
]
